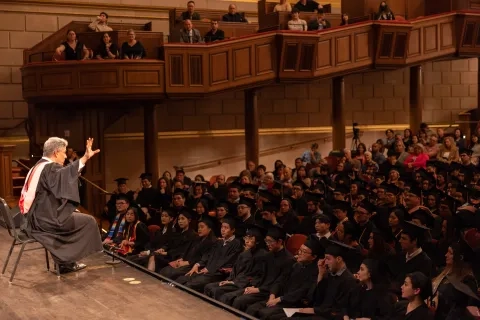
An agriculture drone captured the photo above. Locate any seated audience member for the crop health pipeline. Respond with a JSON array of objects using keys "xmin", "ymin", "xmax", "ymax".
[
  {"xmin": 116, "ymin": 207, "xmax": 149, "ymax": 260},
  {"xmin": 95, "ymin": 33, "xmax": 118, "ymax": 59},
  {"xmin": 204, "ymin": 225, "xmax": 267, "ymax": 301},
  {"xmin": 308, "ymin": 9, "xmax": 331, "ymax": 31},
  {"xmin": 159, "ymin": 216, "xmax": 217, "ymax": 280},
  {"xmin": 176, "ymin": 217, "xmax": 242, "ymax": 292},
  {"xmin": 180, "ymin": 1, "xmax": 201, "ymax": 21},
  {"xmin": 102, "ymin": 194, "xmax": 130, "ymax": 244},
  {"xmin": 222, "ymin": 4, "xmax": 248, "ymax": 23},
  {"xmin": 392, "ymin": 272, "xmax": 433, "ymax": 319},
  {"xmin": 274, "ymin": 0, "xmax": 292, "ymax": 12},
  {"xmin": 180, "ymin": 19, "xmax": 204, "ymax": 43},
  {"xmin": 204, "ymin": 20, "xmax": 225, "ymax": 42},
  {"xmin": 340, "ymin": 13, "xmax": 349, "ymax": 25},
  {"xmin": 245, "ymin": 239, "xmax": 322, "ymax": 318},
  {"xmin": 294, "ymin": 0, "xmax": 322, "ymax": 12},
  {"xmin": 377, "ymin": 1, "xmax": 395, "ymax": 20},
  {"xmin": 289, "ymin": 240, "xmax": 357, "ymax": 319},
  {"xmin": 134, "ymin": 173, "xmax": 160, "ymax": 222},
  {"xmin": 121, "ymin": 29, "xmax": 146, "ymax": 59},
  {"xmin": 104, "ymin": 178, "xmax": 135, "ymax": 223},
  {"xmin": 55, "ymin": 30, "xmax": 89, "ymax": 61},
  {"xmin": 288, "ymin": 8, "xmax": 307, "ymax": 31},
  {"xmin": 88, "ymin": 11, "xmax": 113, "ymax": 32},
  {"xmin": 343, "ymin": 259, "xmax": 395, "ymax": 319}
]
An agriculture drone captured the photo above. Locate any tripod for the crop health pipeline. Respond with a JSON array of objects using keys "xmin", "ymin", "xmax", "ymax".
[{"xmin": 351, "ymin": 135, "xmax": 361, "ymax": 151}]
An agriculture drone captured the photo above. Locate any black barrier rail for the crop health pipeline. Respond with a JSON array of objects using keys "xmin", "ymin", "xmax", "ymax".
[{"xmin": 103, "ymin": 250, "xmax": 259, "ymax": 320}]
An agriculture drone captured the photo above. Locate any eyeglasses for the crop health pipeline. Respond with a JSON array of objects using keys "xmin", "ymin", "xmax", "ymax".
[
  {"xmin": 264, "ymin": 239, "xmax": 277, "ymax": 245},
  {"xmin": 116, "ymin": 202, "xmax": 127, "ymax": 205},
  {"xmin": 297, "ymin": 248, "xmax": 312, "ymax": 255}
]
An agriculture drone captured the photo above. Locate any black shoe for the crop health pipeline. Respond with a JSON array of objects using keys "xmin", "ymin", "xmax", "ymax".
[{"xmin": 59, "ymin": 262, "xmax": 87, "ymax": 274}]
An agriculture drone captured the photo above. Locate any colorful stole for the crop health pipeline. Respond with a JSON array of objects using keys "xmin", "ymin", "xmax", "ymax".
[
  {"xmin": 117, "ymin": 221, "xmax": 140, "ymax": 256},
  {"xmin": 105, "ymin": 213, "xmax": 126, "ymax": 241}
]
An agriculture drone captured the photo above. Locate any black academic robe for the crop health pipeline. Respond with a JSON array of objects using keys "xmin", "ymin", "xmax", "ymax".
[
  {"xmin": 153, "ymin": 228, "xmax": 197, "ymax": 271},
  {"xmin": 200, "ymin": 238, "xmax": 243, "ymax": 274},
  {"xmin": 354, "ymin": 220, "xmax": 375, "ymax": 249},
  {"xmin": 204, "ymin": 29, "xmax": 225, "ymax": 42},
  {"xmin": 306, "ymin": 269, "xmax": 357, "ymax": 319},
  {"xmin": 147, "ymin": 224, "xmax": 175, "ymax": 250},
  {"xmin": 22, "ymin": 160, "xmax": 103, "ymax": 264},
  {"xmin": 435, "ymin": 274, "xmax": 479, "ymax": 320},
  {"xmin": 277, "ymin": 211, "xmax": 300, "ymax": 235},
  {"xmin": 253, "ymin": 248, "xmax": 295, "ymax": 293},
  {"xmin": 342, "ymin": 285, "xmax": 395, "ymax": 320},
  {"xmin": 121, "ymin": 221, "xmax": 149, "ymax": 255},
  {"xmin": 136, "ymin": 187, "xmax": 160, "ymax": 209},
  {"xmin": 392, "ymin": 301, "xmax": 433, "ymax": 320},
  {"xmin": 235, "ymin": 214, "xmax": 256, "ymax": 239},
  {"xmin": 393, "ymin": 251, "xmax": 435, "ymax": 289},
  {"xmin": 105, "ymin": 191, "xmax": 135, "ymax": 223}
]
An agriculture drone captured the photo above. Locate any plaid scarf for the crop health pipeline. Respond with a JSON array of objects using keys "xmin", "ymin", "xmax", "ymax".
[{"xmin": 106, "ymin": 213, "xmax": 126, "ymax": 241}]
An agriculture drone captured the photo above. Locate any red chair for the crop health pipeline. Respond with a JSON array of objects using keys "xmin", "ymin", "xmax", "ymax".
[
  {"xmin": 286, "ymin": 234, "xmax": 307, "ymax": 255},
  {"xmin": 147, "ymin": 225, "xmax": 161, "ymax": 242}
]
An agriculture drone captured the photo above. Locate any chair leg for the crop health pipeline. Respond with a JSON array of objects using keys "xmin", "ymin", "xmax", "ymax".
[
  {"xmin": 2, "ymin": 239, "xmax": 16, "ymax": 275},
  {"xmin": 45, "ymin": 249, "xmax": 50, "ymax": 271},
  {"xmin": 9, "ymin": 242, "xmax": 27, "ymax": 283},
  {"xmin": 54, "ymin": 263, "xmax": 60, "ymax": 278}
]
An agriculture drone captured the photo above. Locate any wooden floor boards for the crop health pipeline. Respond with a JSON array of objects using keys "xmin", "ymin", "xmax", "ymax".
[{"xmin": 0, "ymin": 229, "xmax": 238, "ymax": 320}]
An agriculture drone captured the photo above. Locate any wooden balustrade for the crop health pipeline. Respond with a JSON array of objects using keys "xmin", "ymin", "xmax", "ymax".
[
  {"xmin": 20, "ymin": 12, "xmax": 480, "ymax": 102},
  {"xmin": 169, "ymin": 21, "xmax": 259, "ymax": 43}
]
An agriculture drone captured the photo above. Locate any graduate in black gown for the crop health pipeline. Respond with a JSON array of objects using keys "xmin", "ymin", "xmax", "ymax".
[
  {"xmin": 246, "ymin": 239, "xmax": 322, "ymax": 319},
  {"xmin": 392, "ymin": 271, "xmax": 433, "ymax": 320},
  {"xmin": 342, "ymin": 259, "xmax": 395, "ymax": 320},
  {"xmin": 158, "ymin": 216, "xmax": 217, "ymax": 280},
  {"xmin": 234, "ymin": 197, "xmax": 257, "ymax": 239},
  {"xmin": 176, "ymin": 217, "xmax": 242, "ymax": 292},
  {"xmin": 204, "ymin": 224, "xmax": 267, "ymax": 301},
  {"xmin": 104, "ymin": 178, "xmax": 135, "ymax": 223},
  {"xmin": 134, "ymin": 173, "xmax": 160, "ymax": 223},
  {"xmin": 21, "ymin": 137, "xmax": 102, "ymax": 274}
]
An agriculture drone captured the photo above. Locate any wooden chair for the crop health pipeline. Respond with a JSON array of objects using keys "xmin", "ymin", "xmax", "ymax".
[
  {"xmin": 0, "ymin": 197, "xmax": 59, "ymax": 282},
  {"xmin": 285, "ymin": 234, "xmax": 307, "ymax": 255},
  {"xmin": 147, "ymin": 225, "xmax": 161, "ymax": 242}
]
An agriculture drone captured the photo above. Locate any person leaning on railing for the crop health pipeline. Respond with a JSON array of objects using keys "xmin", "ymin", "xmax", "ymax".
[
  {"xmin": 96, "ymin": 32, "xmax": 119, "ymax": 60},
  {"xmin": 54, "ymin": 29, "xmax": 89, "ymax": 61}
]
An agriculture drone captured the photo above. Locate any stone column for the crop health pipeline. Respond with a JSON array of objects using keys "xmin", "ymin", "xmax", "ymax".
[
  {"xmin": 143, "ymin": 103, "xmax": 159, "ymax": 183},
  {"xmin": 332, "ymin": 76, "xmax": 346, "ymax": 150},
  {"xmin": 0, "ymin": 145, "xmax": 16, "ymax": 204},
  {"xmin": 409, "ymin": 65, "xmax": 424, "ymax": 132},
  {"xmin": 244, "ymin": 88, "xmax": 259, "ymax": 167}
]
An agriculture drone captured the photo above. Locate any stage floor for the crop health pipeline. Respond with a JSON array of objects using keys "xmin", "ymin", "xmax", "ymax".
[{"xmin": 0, "ymin": 229, "xmax": 239, "ymax": 320}]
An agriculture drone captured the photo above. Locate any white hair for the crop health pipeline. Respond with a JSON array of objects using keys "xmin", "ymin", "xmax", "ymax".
[{"xmin": 43, "ymin": 137, "xmax": 68, "ymax": 157}]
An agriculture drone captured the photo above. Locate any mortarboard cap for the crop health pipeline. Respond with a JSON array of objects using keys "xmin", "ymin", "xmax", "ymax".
[
  {"xmin": 410, "ymin": 208, "xmax": 435, "ymax": 228},
  {"xmin": 238, "ymin": 196, "xmax": 256, "ymax": 208},
  {"xmin": 215, "ymin": 201, "xmax": 229, "ymax": 210},
  {"xmin": 139, "ymin": 173, "xmax": 153, "ymax": 180},
  {"xmin": 334, "ymin": 184, "xmax": 349, "ymax": 195},
  {"xmin": 402, "ymin": 221, "xmax": 430, "ymax": 243},
  {"xmin": 332, "ymin": 200, "xmax": 350, "ymax": 212},
  {"xmin": 304, "ymin": 238, "xmax": 323, "ymax": 256},
  {"xmin": 228, "ymin": 182, "xmax": 242, "ymax": 190},
  {"xmin": 459, "ymin": 148, "xmax": 474, "ymax": 157},
  {"xmin": 173, "ymin": 188, "xmax": 189, "ymax": 198},
  {"xmin": 384, "ymin": 183, "xmax": 401, "ymax": 195},
  {"xmin": 446, "ymin": 274, "xmax": 480, "ymax": 302},
  {"xmin": 162, "ymin": 207, "xmax": 177, "ymax": 218},
  {"xmin": 355, "ymin": 199, "xmax": 375, "ymax": 214},
  {"xmin": 293, "ymin": 180, "xmax": 308, "ymax": 190},
  {"xmin": 114, "ymin": 178, "xmax": 128, "ymax": 185},
  {"xmin": 262, "ymin": 201, "xmax": 279, "ymax": 213},
  {"xmin": 116, "ymin": 194, "xmax": 131, "ymax": 202},
  {"xmin": 407, "ymin": 185, "xmax": 423, "ymax": 197},
  {"xmin": 324, "ymin": 239, "xmax": 354, "ymax": 259},
  {"xmin": 258, "ymin": 189, "xmax": 277, "ymax": 203},
  {"xmin": 199, "ymin": 215, "xmax": 216, "ymax": 229},
  {"xmin": 314, "ymin": 213, "xmax": 331, "ymax": 224},
  {"xmin": 305, "ymin": 191, "xmax": 324, "ymax": 203},
  {"xmin": 178, "ymin": 208, "xmax": 194, "ymax": 220},
  {"xmin": 449, "ymin": 161, "xmax": 463, "ymax": 172},
  {"xmin": 242, "ymin": 184, "xmax": 259, "ymax": 193},
  {"xmin": 469, "ymin": 187, "xmax": 480, "ymax": 200},
  {"xmin": 266, "ymin": 225, "xmax": 286, "ymax": 241},
  {"xmin": 245, "ymin": 223, "xmax": 267, "ymax": 240},
  {"xmin": 221, "ymin": 216, "xmax": 237, "ymax": 229}
]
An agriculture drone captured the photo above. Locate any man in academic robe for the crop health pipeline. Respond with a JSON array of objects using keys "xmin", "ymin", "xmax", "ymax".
[
  {"xmin": 223, "ymin": 226, "xmax": 295, "ymax": 311},
  {"xmin": 235, "ymin": 196, "xmax": 256, "ymax": 239},
  {"xmin": 245, "ymin": 239, "xmax": 321, "ymax": 318},
  {"xmin": 20, "ymin": 137, "xmax": 103, "ymax": 274},
  {"xmin": 134, "ymin": 173, "xmax": 160, "ymax": 222},
  {"xmin": 290, "ymin": 180, "xmax": 309, "ymax": 216},
  {"xmin": 176, "ymin": 217, "xmax": 242, "ymax": 292},
  {"xmin": 104, "ymin": 178, "xmax": 135, "ymax": 223},
  {"xmin": 102, "ymin": 194, "xmax": 130, "ymax": 244}
]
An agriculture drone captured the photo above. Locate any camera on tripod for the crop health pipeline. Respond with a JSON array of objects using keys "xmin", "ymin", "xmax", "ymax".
[{"xmin": 352, "ymin": 122, "xmax": 360, "ymax": 139}]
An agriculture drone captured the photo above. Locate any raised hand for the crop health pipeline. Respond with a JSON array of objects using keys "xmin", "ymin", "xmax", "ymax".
[{"xmin": 83, "ymin": 138, "xmax": 100, "ymax": 161}]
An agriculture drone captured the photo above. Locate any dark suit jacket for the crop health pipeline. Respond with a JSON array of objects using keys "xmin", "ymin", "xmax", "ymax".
[
  {"xmin": 179, "ymin": 28, "xmax": 203, "ymax": 43},
  {"xmin": 180, "ymin": 11, "xmax": 201, "ymax": 21},
  {"xmin": 307, "ymin": 18, "xmax": 331, "ymax": 31},
  {"xmin": 204, "ymin": 29, "xmax": 225, "ymax": 42}
]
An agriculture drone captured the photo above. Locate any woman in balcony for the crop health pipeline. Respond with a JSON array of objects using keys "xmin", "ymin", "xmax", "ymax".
[
  {"xmin": 121, "ymin": 29, "xmax": 146, "ymax": 60},
  {"xmin": 95, "ymin": 33, "xmax": 119, "ymax": 60},
  {"xmin": 55, "ymin": 30, "xmax": 89, "ymax": 61},
  {"xmin": 287, "ymin": 8, "xmax": 307, "ymax": 31}
]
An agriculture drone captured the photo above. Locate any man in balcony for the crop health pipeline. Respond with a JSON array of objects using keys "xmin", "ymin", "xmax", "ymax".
[
  {"xmin": 308, "ymin": 9, "xmax": 331, "ymax": 30},
  {"xmin": 294, "ymin": 0, "xmax": 322, "ymax": 12},
  {"xmin": 179, "ymin": 1, "xmax": 201, "ymax": 21},
  {"xmin": 180, "ymin": 19, "xmax": 203, "ymax": 43},
  {"xmin": 88, "ymin": 12, "xmax": 113, "ymax": 32},
  {"xmin": 222, "ymin": 4, "xmax": 248, "ymax": 23},
  {"xmin": 20, "ymin": 137, "xmax": 103, "ymax": 274},
  {"xmin": 204, "ymin": 20, "xmax": 225, "ymax": 42}
]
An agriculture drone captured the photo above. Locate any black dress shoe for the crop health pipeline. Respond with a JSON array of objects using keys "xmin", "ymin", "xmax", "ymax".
[{"xmin": 59, "ymin": 262, "xmax": 87, "ymax": 274}]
